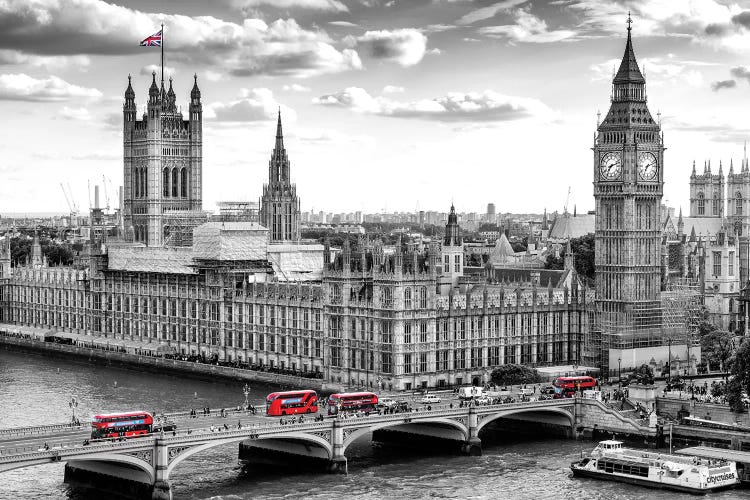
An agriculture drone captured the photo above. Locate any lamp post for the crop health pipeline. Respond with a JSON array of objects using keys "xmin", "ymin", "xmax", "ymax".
[
  {"xmin": 617, "ymin": 357, "xmax": 622, "ymax": 393},
  {"xmin": 69, "ymin": 396, "xmax": 79, "ymax": 425},
  {"xmin": 242, "ymin": 383, "xmax": 250, "ymax": 410}
]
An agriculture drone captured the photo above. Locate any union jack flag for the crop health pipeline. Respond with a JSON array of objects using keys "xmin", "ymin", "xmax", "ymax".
[{"xmin": 140, "ymin": 30, "xmax": 162, "ymax": 47}]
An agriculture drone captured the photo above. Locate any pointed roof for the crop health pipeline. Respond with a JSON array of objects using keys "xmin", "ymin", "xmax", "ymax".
[
  {"xmin": 190, "ymin": 73, "xmax": 201, "ymax": 100},
  {"xmin": 149, "ymin": 71, "xmax": 159, "ymax": 96},
  {"xmin": 689, "ymin": 226, "xmax": 696, "ymax": 242},
  {"xmin": 275, "ymin": 109, "xmax": 284, "ymax": 151},
  {"xmin": 167, "ymin": 77, "xmax": 175, "ymax": 97},
  {"xmin": 125, "ymin": 74, "xmax": 134, "ymax": 99},
  {"xmin": 613, "ymin": 14, "xmax": 645, "ymax": 84},
  {"xmin": 492, "ymin": 233, "xmax": 515, "ymax": 258}
]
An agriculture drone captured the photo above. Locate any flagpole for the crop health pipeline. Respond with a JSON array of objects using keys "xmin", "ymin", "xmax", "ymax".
[{"xmin": 160, "ymin": 23, "xmax": 164, "ymax": 87}]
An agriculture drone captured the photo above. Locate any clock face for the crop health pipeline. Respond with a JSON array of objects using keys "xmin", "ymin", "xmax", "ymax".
[
  {"xmin": 638, "ymin": 152, "xmax": 658, "ymax": 180},
  {"xmin": 599, "ymin": 152, "xmax": 622, "ymax": 180}
]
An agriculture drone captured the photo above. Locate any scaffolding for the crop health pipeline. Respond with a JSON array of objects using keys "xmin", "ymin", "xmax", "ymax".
[
  {"xmin": 596, "ymin": 279, "xmax": 702, "ymax": 374},
  {"xmin": 162, "ymin": 210, "xmax": 210, "ymax": 247}
]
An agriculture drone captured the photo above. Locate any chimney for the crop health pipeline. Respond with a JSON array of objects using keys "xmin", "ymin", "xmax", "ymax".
[{"xmin": 94, "ymin": 185, "xmax": 100, "ymax": 210}]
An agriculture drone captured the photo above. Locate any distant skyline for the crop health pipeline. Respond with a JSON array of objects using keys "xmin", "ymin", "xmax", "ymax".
[{"xmin": 2, "ymin": 0, "xmax": 750, "ymax": 215}]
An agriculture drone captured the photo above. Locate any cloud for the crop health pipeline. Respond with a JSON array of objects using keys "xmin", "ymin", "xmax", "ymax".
[
  {"xmin": 0, "ymin": 1, "xmax": 362, "ymax": 78},
  {"xmin": 0, "ymin": 73, "xmax": 102, "ymax": 101},
  {"xmin": 328, "ymin": 21, "xmax": 358, "ymax": 27},
  {"xmin": 479, "ymin": 9, "xmax": 576, "ymax": 43},
  {"xmin": 382, "ymin": 85, "xmax": 405, "ymax": 93},
  {"xmin": 283, "ymin": 83, "xmax": 312, "ymax": 92},
  {"xmin": 590, "ymin": 56, "xmax": 711, "ymax": 87},
  {"xmin": 203, "ymin": 70, "xmax": 224, "ymax": 82},
  {"xmin": 140, "ymin": 64, "xmax": 177, "ymax": 77},
  {"xmin": 312, "ymin": 87, "xmax": 554, "ymax": 122},
  {"xmin": 711, "ymin": 79, "xmax": 736, "ymax": 91},
  {"xmin": 0, "ymin": 50, "xmax": 90, "ymax": 70},
  {"xmin": 204, "ymin": 88, "xmax": 296, "ymax": 122},
  {"xmin": 668, "ymin": 117, "xmax": 750, "ymax": 143},
  {"xmin": 730, "ymin": 66, "xmax": 750, "ymax": 83},
  {"xmin": 731, "ymin": 11, "xmax": 750, "ymax": 29},
  {"xmin": 58, "ymin": 106, "xmax": 92, "ymax": 120},
  {"xmin": 237, "ymin": 0, "xmax": 348, "ymax": 11},
  {"xmin": 356, "ymin": 29, "xmax": 427, "ymax": 66},
  {"xmin": 457, "ymin": 0, "xmax": 528, "ymax": 25}
]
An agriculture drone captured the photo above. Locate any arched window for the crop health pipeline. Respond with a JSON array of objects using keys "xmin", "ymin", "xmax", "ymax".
[
  {"xmin": 134, "ymin": 168, "xmax": 140, "ymax": 198},
  {"xmin": 697, "ymin": 192, "xmax": 705, "ymax": 215},
  {"xmin": 180, "ymin": 168, "xmax": 188, "ymax": 197},
  {"xmin": 162, "ymin": 168, "xmax": 169, "ymax": 197},
  {"xmin": 172, "ymin": 168, "xmax": 179, "ymax": 198},
  {"xmin": 737, "ymin": 192, "xmax": 743, "ymax": 216},
  {"xmin": 404, "ymin": 288, "xmax": 412, "ymax": 309},
  {"xmin": 419, "ymin": 286, "xmax": 428, "ymax": 309},
  {"xmin": 142, "ymin": 169, "xmax": 147, "ymax": 197},
  {"xmin": 713, "ymin": 191, "xmax": 720, "ymax": 215}
]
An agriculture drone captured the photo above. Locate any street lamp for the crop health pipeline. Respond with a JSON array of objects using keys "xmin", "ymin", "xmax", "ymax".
[
  {"xmin": 617, "ymin": 357, "xmax": 622, "ymax": 393},
  {"xmin": 69, "ymin": 396, "xmax": 79, "ymax": 425},
  {"xmin": 242, "ymin": 383, "xmax": 250, "ymax": 410}
]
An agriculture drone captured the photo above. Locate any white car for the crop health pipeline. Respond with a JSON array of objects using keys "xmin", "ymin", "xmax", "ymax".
[
  {"xmin": 377, "ymin": 398, "xmax": 398, "ymax": 408},
  {"xmin": 420, "ymin": 394, "xmax": 441, "ymax": 404}
]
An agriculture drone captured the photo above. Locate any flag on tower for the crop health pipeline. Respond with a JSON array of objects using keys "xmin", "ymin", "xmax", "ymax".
[{"xmin": 140, "ymin": 30, "xmax": 162, "ymax": 46}]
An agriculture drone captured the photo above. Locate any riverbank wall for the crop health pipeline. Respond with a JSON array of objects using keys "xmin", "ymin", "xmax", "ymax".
[{"xmin": 0, "ymin": 335, "xmax": 345, "ymax": 393}]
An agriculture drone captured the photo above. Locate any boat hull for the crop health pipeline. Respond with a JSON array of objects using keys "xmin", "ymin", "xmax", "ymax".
[{"xmin": 570, "ymin": 464, "xmax": 735, "ymax": 495}]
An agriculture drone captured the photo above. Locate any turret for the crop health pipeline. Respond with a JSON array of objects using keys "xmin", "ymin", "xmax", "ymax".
[
  {"xmin": 0, "ymin": 232, "xmax": 11, "ymax": 279},
  {"xmin": 189, "ymin": 74, "xmax": 202, "ymax": 126},
  {"xmin": 166, "ymin": 77, "xmax": 176, "ymax": 113},
  {"xmin": 123, "ymin": 75, "xmax": 136, "ymax": 125},
  {"xmin": 677, "ymin": 207, "xmax": 684, "ymax": 236},
  {"xmin": 148, "ymin": 71, "xmax": 159, "ymax": 106}
]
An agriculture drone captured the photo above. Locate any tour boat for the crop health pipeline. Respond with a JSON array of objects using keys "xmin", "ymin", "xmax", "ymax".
[{"xmin": 570, "ymin": 440, "xmax": 739, "ymax": 493}]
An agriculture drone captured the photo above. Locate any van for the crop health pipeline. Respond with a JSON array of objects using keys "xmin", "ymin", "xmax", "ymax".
[
  {"xmin": 517, "ymin": 387, "xmax": 534, "ymax": 397},
  {"xmin": 458, "ymin": 386, "xmax": 484, "ymax": 400}
]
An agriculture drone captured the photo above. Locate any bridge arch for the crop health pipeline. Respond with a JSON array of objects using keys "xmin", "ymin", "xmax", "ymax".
[
  {"xmin": 476, "ymin": 407, "xmax": 575, "ymax": 434},
  {"xmin": 0, "ymin": 451, "xmax": 156, "ymax": 484},
  {"xmin": 165, "ymin": 431, "xmax": 334, "ymax": 478},
  {"xmin": 342, "ymin": 416, "xmax": 470, "ymax": 453}
]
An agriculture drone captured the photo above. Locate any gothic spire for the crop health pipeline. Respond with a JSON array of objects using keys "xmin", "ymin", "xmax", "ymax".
[
  {"xmin": 275, "ymin": 108, "xmax": 284, "ymax": 151},
  {"xmin": 613, "ymin": 12, "xmax": 645, "ymax": 85},
  {"xmin": 190, "ymin": 73, "xmax": 201, "ymax": 100},
  {"xmin": 125, "ymin": 74, "xmax": 135, "ymax": 100}
]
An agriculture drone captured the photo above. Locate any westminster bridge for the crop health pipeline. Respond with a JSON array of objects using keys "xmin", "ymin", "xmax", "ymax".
[{"xmin": 0, "ymin": 398, "xmax": 656, "ymax": 499}]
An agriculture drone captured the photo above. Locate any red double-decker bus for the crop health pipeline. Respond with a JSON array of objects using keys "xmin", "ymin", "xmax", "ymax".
[
  {"xmin": 91, "ymin": 411, "xmax": 153, "ymax": 439},
  {"xmin": 265, "ymin": 390, "xmax": 318, "ymax": 416},
  {"xmin": 327, "ymin": 392, "xmax": 379, "ymax": 415},
  {"xmin": 553, "ymin": 376, "xmax": 597, "ymax": 397}
]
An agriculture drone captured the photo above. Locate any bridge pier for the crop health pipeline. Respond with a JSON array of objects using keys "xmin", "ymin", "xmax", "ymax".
[
  {"xmin": 152, "ymin": 439, "xmax": 172, "ymax": 500},
  {"xmin": 329, "ymin": 419, "xmax": 348, "ymax": 474},
  {"xmin": 462, "ymin": 405, "xmax": 482, "ymax": 456}
]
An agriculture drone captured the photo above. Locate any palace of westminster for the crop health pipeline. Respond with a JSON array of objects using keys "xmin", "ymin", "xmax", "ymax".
[{"xmin": 0, "ymin": 19, "xmax": 744, "ymax": 389}]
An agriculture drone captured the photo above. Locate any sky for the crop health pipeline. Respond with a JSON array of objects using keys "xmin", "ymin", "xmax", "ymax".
[{"xmin": 2, "ymin": 0, "xmax": 750, "ymax": 216}]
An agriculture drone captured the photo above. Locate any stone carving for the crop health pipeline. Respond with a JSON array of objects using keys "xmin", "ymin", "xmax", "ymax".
[
  {"xmin": 342, "ymin": 428, "xmax": 358, "ymax": 441},
  {"xmin": 126, "ymin": 449, "xmax": 153, "ymax": 465},
  {"xmin": 167, "ymin": 446, "xmax": 191, "ymax": 464},
  {"xmin": 452, "ymin": 417, "xmax": 467, "ymax": 426},
  {"xmin": 310, "ymin": 430, "xmax": 331, "ymax": 443}
]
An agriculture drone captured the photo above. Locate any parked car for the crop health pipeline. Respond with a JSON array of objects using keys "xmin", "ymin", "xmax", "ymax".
[
  {"xmin": 420, "ymin": 394, "xmax": 441, "ymax": 404},
  {"xmin": 539, "ymin": 385, "xmax": 555, "ymax": 395}
]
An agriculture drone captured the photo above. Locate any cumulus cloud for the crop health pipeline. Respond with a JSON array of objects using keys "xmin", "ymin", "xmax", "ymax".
[
  {"xmin": 0, "ymin": 50, "xmax": 90, "ymax": 70},
  {"xmin": 0, "ymin": 1, "xmax": 362, "ymax": 77},
  {"xmin": 328, "ymin": 21, "xmax": 358, "ymax": 27},
  {"xmin": 356, "ymin": 29, "xmax": 427, "ymax": 66},
  {"xmin": 456, "ymin": 0, "xmax": 528, "ymax": 25},
  {"xmin": 237, "ymin": 0, "xmax": 348, "ymax": 11},
  {"xmin": 711, "ymin": 79, "xmax": 737, "ymax": 91},
  {"xmin": 479, "ymin": 9, "xmax": 576, "ymax": 43},
  {"xmin": 0, "ymin": 73, "xmax": 102, "ymax": 101},
  {"xmin": 283, "ymin": 83, "xmax": 312, "ymax": 92},
  {"xmin": 312, "ymin": 87, "xmax": 553, "ymax": 122},
  {"xmin": 204, "ymin": 88, "xmax": 296, "ymax": 122}
]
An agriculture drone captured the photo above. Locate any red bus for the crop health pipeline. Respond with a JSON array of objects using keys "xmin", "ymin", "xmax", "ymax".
[
  {"xmin": 265, "ymin": 390, "xmax": 318, "ymax": 416},
  {"xmin": 553, "ymin": 376, "xmax": 597, "ymax": 397},
  {"xmin": 91, "ymin": 411, "xmax": 153, "ymax": 439},
  {"xmin": 327, "ymin": 392, "xmax": 379, "ymax": 415}
]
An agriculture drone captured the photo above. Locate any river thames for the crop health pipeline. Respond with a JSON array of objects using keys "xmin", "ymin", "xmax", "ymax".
[{"xmin": 0, "ymin": 349, "xmax": 746, "ymax": 500}]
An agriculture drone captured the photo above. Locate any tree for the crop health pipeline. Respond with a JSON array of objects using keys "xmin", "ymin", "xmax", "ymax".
[
  {"xmin": 701, "ymin": 330, "xmax": 735, "ymax": 372},
  {"xmin": 627, "ymin": 364, "xmax": 654, "ymax": 385},
  {"xmin": 490, "ymin": 364, "xmax": 542, "ymax": 386},
  {"xmin": 725, "ymin": 377, "xmax": 745, "ymax": 413},
  {"xmin": 731, "ymin": 338, "xmax": 750, "ymax": 402},
  {"xmin": 543, "ymin": 234, "xmax": 595, "ymax": 284}
]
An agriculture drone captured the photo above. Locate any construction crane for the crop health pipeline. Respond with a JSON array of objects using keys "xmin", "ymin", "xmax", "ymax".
[
  {"xmin": 66, "ymin": 183, "xmax": 79, "ymax": 213},
  {"xmin": 563, "ymin": 186, "xmax": 571, "ymax": 215},
  {"xmin": 102, "ymin": 175, "xmax": 111, "ymax": 212}
]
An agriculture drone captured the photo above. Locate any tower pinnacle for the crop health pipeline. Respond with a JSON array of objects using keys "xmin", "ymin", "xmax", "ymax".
[{"xmin": 275, "ymin": 108, "xmax": 284, "ymax": 151}]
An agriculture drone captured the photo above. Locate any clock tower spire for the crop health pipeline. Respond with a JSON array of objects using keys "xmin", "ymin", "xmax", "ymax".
[{"xmin": 593, "ymin": 15, "xmax": 665, "ymax": 357}]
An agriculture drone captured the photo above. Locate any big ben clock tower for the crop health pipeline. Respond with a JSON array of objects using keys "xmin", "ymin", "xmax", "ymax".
[{"xmin": 594, "ymin": 16, "xmax": 664, "ymax": 318}]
